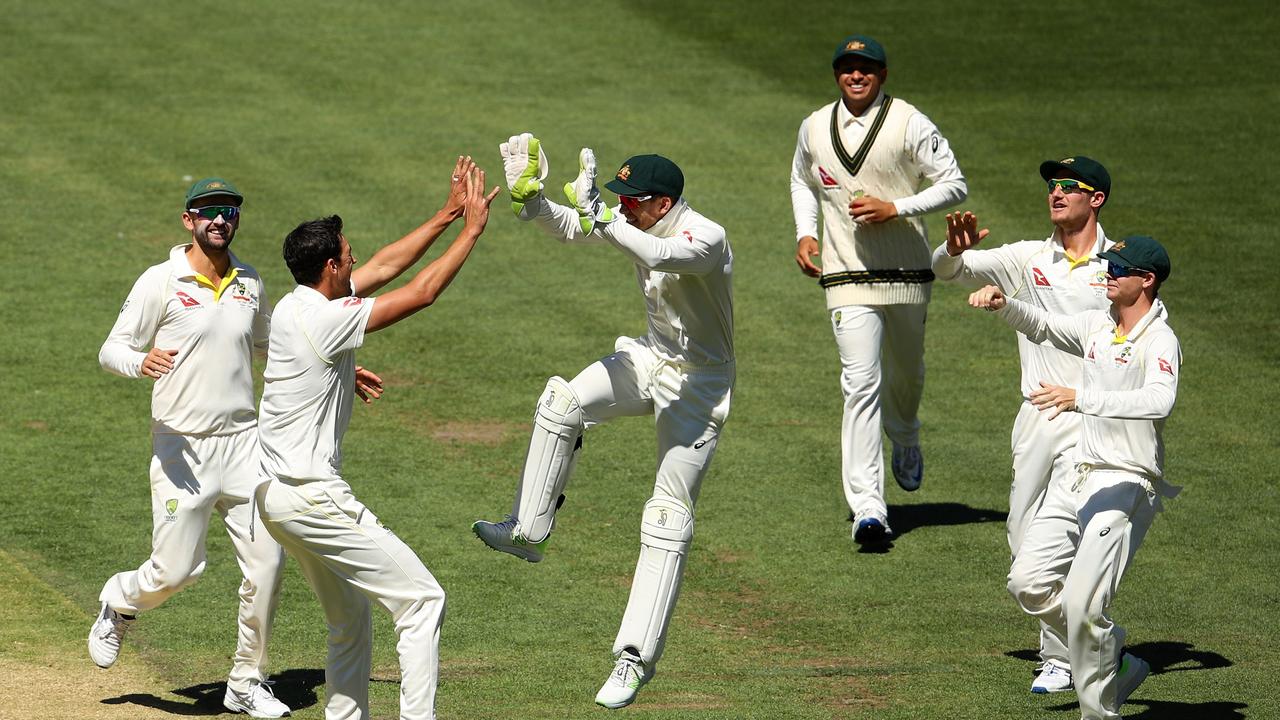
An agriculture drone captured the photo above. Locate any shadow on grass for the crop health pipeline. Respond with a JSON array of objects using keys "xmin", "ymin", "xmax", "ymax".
[
  {"xmin": 847, "ymin": 502, "xmax": 1006, "ymax": 542},
  {"xmin": 1006, "ymin": 640, "xmax": 1233, "ymax": 676},
  {"xmin": 101, "ymin": 667, "xmax": 337, "ymax": 715},
  {"xmin": 1049, "ymin": 699, "xmax": 1248, "ymax": 719}
]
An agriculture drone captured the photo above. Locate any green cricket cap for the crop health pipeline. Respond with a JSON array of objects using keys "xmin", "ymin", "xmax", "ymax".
[
  {"xmin": 1099, "ymin": 235, "xmax": 1171, "ymax": 283},
  {"xmin": 185, "ymin": 177, "xmax": 243, "ymax": 207},
  {"xmin": 604, "ymin": 154, "xmax": 684, "ymax": 198},
  {"xmin": 832, "ymin": 34, "xmax": 887, "ymax": 68},
  {"xmin": 1039, "ymin": 156, "xmax": 1111, "ymax": 201}
]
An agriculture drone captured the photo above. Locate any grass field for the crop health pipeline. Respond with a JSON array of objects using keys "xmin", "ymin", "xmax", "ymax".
[{"xmin": 2, "ymin": 1, "xmax": 1277, "ymax": 718}]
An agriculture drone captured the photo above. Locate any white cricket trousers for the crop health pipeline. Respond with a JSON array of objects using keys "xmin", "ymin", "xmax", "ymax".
[
  {"xmin": 258, "ymin": 477, "xmax": 446, "ymax": 720},
  {"xmin": 99, "ymin": 429, "xmax": 284, "ymax": 694},
  {"xmin": 1008, "ymin": 467, "xmax": 1161, "ymax": 720},
  {"xmin": 1008, "ymin": 401, "xmax": 1082, "ymax": 666},
  {"xmin": 570, "ymin": 337, "xmax": 733, "ymax": 666},
  {"xmin": 830, "ymin": 303, "xmax": 926, "ymax": 518}
]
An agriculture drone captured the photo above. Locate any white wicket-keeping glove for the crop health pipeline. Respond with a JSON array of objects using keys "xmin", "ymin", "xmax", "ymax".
[
  {"xmin": 563, "ymin": 147, "xmax": 615, "ymax": 234},
  {"xmin": 499, "ymin": 132, "xmax": 549, "ymax": 219}
]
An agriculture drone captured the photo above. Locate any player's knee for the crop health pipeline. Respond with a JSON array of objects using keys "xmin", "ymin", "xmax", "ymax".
[
  {"xmin": 1007, "ymin": 567, "xmax": 1054, "ymax": 613},
  {"xmin": 535, "ymin": 376, "xmax": 585, "ymax": 433},
  {"xmin": 640, "ymin": 496, "xmax": 694, "ymax": 553},
  {"xmin": 149, "ymin": 557, "xmax": 206, "ymax": 592}
]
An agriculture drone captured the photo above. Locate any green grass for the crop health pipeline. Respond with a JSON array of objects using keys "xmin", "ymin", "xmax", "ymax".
[{"xmin": 1, "ymin": 1, "xmax": 1277, "ymax": 718}]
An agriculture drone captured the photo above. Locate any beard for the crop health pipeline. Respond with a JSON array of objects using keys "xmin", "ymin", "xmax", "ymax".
[{"xmin": 193, "ymin": 222, "xmax": 235, "ymax": 254}]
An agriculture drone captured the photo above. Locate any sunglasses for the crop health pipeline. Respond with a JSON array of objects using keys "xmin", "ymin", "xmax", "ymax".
[
  {"xmin": 188, "ymin": 205, "xmax": 241, "ymax": 221},
  {"xmin": 618, "ymin": 194, "xmax": 654, "ymax": 210},
  {"xmin": 1047, "ymin": 178, "xmax": 1096, "ymax": 194},
  {"xmin": 1105, "ymin": 262, "xmax": 1151, "ymax": 279}
]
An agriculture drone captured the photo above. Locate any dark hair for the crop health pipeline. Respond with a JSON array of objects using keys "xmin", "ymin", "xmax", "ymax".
[{"xmin": 283, "ymin": 215, "xmax": 343, "ymax": 285}]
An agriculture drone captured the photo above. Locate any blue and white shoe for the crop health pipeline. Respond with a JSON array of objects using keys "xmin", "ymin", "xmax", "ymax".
[
  {"xmin": 853, "ymin": 511, "xmax": 892, "ymax": 546},
  {"xmin": 1031, "ymin": 660, "xmax": 1073, "ymax": 693},
  {"xmin": 892, "ymin": 443, "xmax": 923, "ymax": 491}
]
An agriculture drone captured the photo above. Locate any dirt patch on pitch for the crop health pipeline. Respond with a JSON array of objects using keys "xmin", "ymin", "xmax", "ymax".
[
  {"xmin": 429, "ymin": 420, "xmax": 520, "ymax": 446},
  {"xmin": 0, "ymin": 655, "xmax": 191, "ymax": 720}
]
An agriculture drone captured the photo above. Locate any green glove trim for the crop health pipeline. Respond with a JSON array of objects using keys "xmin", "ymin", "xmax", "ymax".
[{"xmin": 511, "ymin": 137, "xmax": 544, "ymax": 202}]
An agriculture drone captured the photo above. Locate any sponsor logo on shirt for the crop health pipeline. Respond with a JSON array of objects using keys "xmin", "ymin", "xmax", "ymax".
[
  {"xmin": 682, "ymin": 230, "xmax": 694, "ymax": 243},
  {"xmin": 818, "ymin": 166, "xmax": 839, "ymax": 187},
  {"xmin": 1032, "ymin": 268, "xmax": 1051, "ymax": 287},
  {"xmin": 175, "ymin": 291, "xmax": 200, "ymax": 308},
  {"xmin": 1158, "ymin": 358, "xmax": 1174, "ymax": 376},
  {"xmin": 1087, "ymin": 344, "xmax": 1096, "ymax": 361},
  {"xmin": 343, "ymin": 297, "xmax": 363, "ymax": 307}
]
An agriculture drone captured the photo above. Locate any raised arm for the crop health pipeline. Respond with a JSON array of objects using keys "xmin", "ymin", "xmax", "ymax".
[
  {"xmin": 932, "ymin": 212, "xmax": 1028, "ymax": 290},
  {"xmin": 352, "ymin": 156, "xmax": 473, "ymax": 297},
  {"xmin": 365, "ymin": 167, "xmax": 500, "ymax": 333}
]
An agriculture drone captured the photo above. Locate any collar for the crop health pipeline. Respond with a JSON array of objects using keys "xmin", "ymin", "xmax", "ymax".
[
  {"xmin": 292, "ymin": 284, "xmax": 331, "ymax": 304},
  {"xmin": 168, "ymin": 243, "xmax": 245, "ymax": 300},
  {"xmin": 837, "ymin": 92, "xmax": 886, "ymax": 128},
  {"xmin": 1049, "ymin": 223, "xmax": 1111, "ymax": 270},
  {"xmin": 647, "ymin": 198, "xmax": 690, "ymax": 238},
  {"xmin": 1111, "ymin": 298, "xmax": 1165, "ymax": 344}
]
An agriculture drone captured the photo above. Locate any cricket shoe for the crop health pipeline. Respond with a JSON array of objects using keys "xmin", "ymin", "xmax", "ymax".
[
  {"xmin": 1115, "ymin": 652, "xmax": 1150, "ymax": 707},
  {"xmin": 1031, "ymin": 660, "xmax": 1073, "ymax": 693},
  {"xmin": 853, "ymin": 511, "xmax": 893, "ymax": 546},
  {"xmin": 594, "ymin": 649, "xmax": 652, "ymax": 709},
  {"xmin": 891, "ymin": 443, "xmax": 924, "ymax": 491},
  {"xmin": 471, "ymin": 515, "xmax": 548, "ymax": 563},
  {"xmin": 224, "ymin": 679, "xmax": 291, "ymax": 718},
  {"xmin": 88, "ymin": 602, "xmax": 135, "ymax": 668}
]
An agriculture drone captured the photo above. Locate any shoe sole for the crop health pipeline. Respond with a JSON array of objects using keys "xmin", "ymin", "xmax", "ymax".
[
  {"xmin": 595, "ymin": 696, "xmax": 635, "ymax": 709},
  {"xmin": 1030, "ymin": 685, "xmax": 1073, "ymax": 694},
  {"xmin": 224, "ymin": 697, "xmax": 290, "ymax": 718},
  {"xmin": 471, "ymin": 523, "xmax": 543, "ymax": 563}
]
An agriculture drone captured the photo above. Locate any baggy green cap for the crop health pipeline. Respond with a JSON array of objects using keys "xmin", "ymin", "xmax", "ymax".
[
  {"xmin": 185, "ymin": 177, "xmax": 243, "ymax": 207},
  {"xmin": 832, "ymin": 34, "xmax": 887, "ymax": 68},
  {"xmin": 1039, "ymin": 156, "xmax": 1111, "ymax": 201},
  {"xmin": 1099, "ymin": 235, "xmax": 1171, "ymax": 283},
  {"xmin": 604, "ymin": 154, "xmax": 684, "ymax": 198}
]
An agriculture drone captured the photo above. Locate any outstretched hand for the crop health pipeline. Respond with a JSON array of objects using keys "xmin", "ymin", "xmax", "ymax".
[
  {"xmin": 443, "ymin": 155, "xmax": 476, "ymax": 220},
  {"xmin": 499, "ymin": 132, "xmax": 549, "ymax": 217},
  {"xmin": 355, "ymin": 365, "xmax": 384, "ymax": 404},
  {"xmin": 1030, "ymin": 382, "xmax": 1077, "ymax": 420},
  {"xmin": 945, "ymin": 211, "xmax": 989, "ymax": 256},
  {"xmin": 967, "ymin": 284, "xmax": 1007, "ymax": 311},
  {"xmin": 463, "ymin": 166, "xmax": 502, "ymax": 232}
]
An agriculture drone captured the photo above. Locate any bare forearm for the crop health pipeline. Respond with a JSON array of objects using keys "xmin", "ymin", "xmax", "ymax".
[
  {"xmin": 365, "ymin": 228, "xmax": 481, "ymax": 332},
  {"xmin": 357, "ymin": 208, "xmax": 460, "ymax": 296}
]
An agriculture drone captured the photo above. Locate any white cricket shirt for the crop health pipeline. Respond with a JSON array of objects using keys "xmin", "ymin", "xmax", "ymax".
[
  {"xmin": 999, "ymin": 298, "xmax": 1181, "ymax": 483},
  {"xmin": 99, "ymin": 244, "xmax": 270, "ymax": 435},
  {"xmin": 933, "ymin": 227, "xmax": 1114, "ymax": 399},
  {"xmin": 257, "ymin": 285, "xmax": 375, "ymax": 483},
  {"xmin": 529, "ymin": 197, "xmax": 734, "ymax": 367}
]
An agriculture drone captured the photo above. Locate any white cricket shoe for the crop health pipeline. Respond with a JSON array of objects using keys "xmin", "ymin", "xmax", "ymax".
[
  {"xmin": 594, "ymin": 649, "xmax": 651, "ymax": 709},
  {"xmin": 1031, "ymin": 660, "xmax": 1073, "ymax": 693},
  {"xmin": 472, "ymin": 515, "xmax": 548, "ymax": 563},
  {"xmin": 1115, "ymin": 652, "xmax": 1150, "ymax": 707},
  {"xmin": 853, "ymin": 510, "xmax": 893, "ymax": 546},
  {"xmin": 88, "ymin": 602, "xmax": 135, "ymax": 668},
  {"xmin": 891, "ymin": 443, "xmax": 924, "ymax": 491},
  {"xmin": 224, "ymin": 679, "xmax": 291, "ymax": 718}
]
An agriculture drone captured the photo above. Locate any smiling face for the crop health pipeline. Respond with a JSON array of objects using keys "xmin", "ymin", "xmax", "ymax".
[
  {"xmin": 183, "ymin": 194, "xmax": 241, "ymax": 253},
  {"xmin": 833, "ymin": 56, "xmax": 887, "ymax": 115}
]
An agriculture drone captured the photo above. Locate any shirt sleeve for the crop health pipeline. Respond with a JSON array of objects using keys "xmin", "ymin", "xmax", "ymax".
[
  {"xmin": 789, "ymin": 119, "xmax": 821, "ymax": 242},
  {"xmin": 528, "ymin": 195, "xmax": 607, "ymax": 246},
  {"xmin": 1076, "ymin": 333, "xmax": 1181, "ymax": 420},
  {"xmin": 893, "ymin": 112, "xmax": 967, "ymax": 218},
  {"xmin": 305, "ymin": 296, "xmax": 376, "ymax": 362},
  {"xmin": 598, "ymin": 217, "xmax": 726, "ymax": 275},
  {"xmin": 253, "ymin": 277, "xmax": 272, "ymax": 359},
  {"xmin": 99, "ymin": 268, "xmax": 165, "ymax": 378},
  {"xmin": 931, "ymin": 241, "xmax": 1031, "ymax": 292},
  {"xmin": 997, "ymin": 298, "xmax": 1095, "ymax": 357}
]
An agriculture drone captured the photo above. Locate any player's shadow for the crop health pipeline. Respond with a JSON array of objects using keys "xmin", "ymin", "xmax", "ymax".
[
  {"xmin": 1048, "ymin": 699, "xmax": 1248, "ymax": 719},
  {"xmin": 847, "ymin": 502, "xmax": 1006, "ymax": 541},
  {"xmin": 1006, "ymin": 640, "xmax": 1232, "ymax": 676},
  {"xmin": 100, "ymin": 668, "xmax": 332, "ymax": 715}
]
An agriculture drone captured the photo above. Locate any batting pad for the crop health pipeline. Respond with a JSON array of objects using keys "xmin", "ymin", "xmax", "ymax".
[
  {"xmin": 513, "ymin": 376, "xmax": 583, "ymax": 544},
  {"xmin": 615, "ymin": 497, "xmax": 694, "ymax": 664}
]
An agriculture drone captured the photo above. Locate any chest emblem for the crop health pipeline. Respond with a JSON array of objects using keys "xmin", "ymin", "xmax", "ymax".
[
  {"xmin": 175, "ymin": 291, "xmax": 201, "ymax": 308},
  {"xmin": 1114, "ymin": 345, "xmax": 1134, "ymax": 366},
  {"xmin": 1032, "ymin": 267, "xmax": 1051, "ymax": 287},
  {"xmin": 818, "ymin": 166, "xmax": 839, "ymax": 187}
]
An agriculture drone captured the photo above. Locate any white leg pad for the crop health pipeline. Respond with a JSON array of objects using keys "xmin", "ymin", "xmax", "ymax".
[
  {"xmin": 513, "ymin": 377, "xmax": 584, "ymax": 544},
  {"xmin": 614, "ymin": 497, "xmax": 694, "ymax": 665}
]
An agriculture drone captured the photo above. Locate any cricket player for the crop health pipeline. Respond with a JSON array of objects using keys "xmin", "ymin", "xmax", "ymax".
[
  {"xmin": 933, "ymin": 156, "xmax": 1114, "ymax": 693},
  {"xmin": 92, "ymin": 177, "xmax": 292, "ymax": 717},
  {"xmin": 472, "ymin": 135, "xmax": 733, "ymax": 709},
  {"xmin": 969, "ymin": 234, "xmax": 1180, "ymax": 720},
  {"xmin": 256, "ymin": 163, "xmax": 498, "ymax": 720},
  {"xmin": 790, "ymin": 34, "xmax": 966, "ymax": 546}
]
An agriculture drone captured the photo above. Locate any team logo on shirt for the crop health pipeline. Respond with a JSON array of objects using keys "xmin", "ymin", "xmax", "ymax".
[
  {"xmin": 1032, "ymin": 268, "xmax": 1051, "ymax": 287},
  {"xmin": 230, "ymin": 280, "xmax": 254, "ymax": 303},
  {"xmin": 164, "ymin": 498, "xmax": 178, "ymax": 522},
  {"xmin": 818, "ymin": 166, "xmax": 839, "ymax": 187},
  {"xmin": 175, "ymin": 291, "xmax": 201, "ymax": 308},
  {"xmin": 1158, "ymin": 358, "xmax": 1174, "ymax": 376},
  {"xmin": 1115, "ymin": 345, "xmax": 1133, "ymax": 366}
]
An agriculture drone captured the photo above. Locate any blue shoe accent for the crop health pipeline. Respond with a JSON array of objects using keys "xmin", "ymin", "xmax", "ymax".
[{"xmin": 854, "ymin": 517, "xmax": 888, "ymax": 545}]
